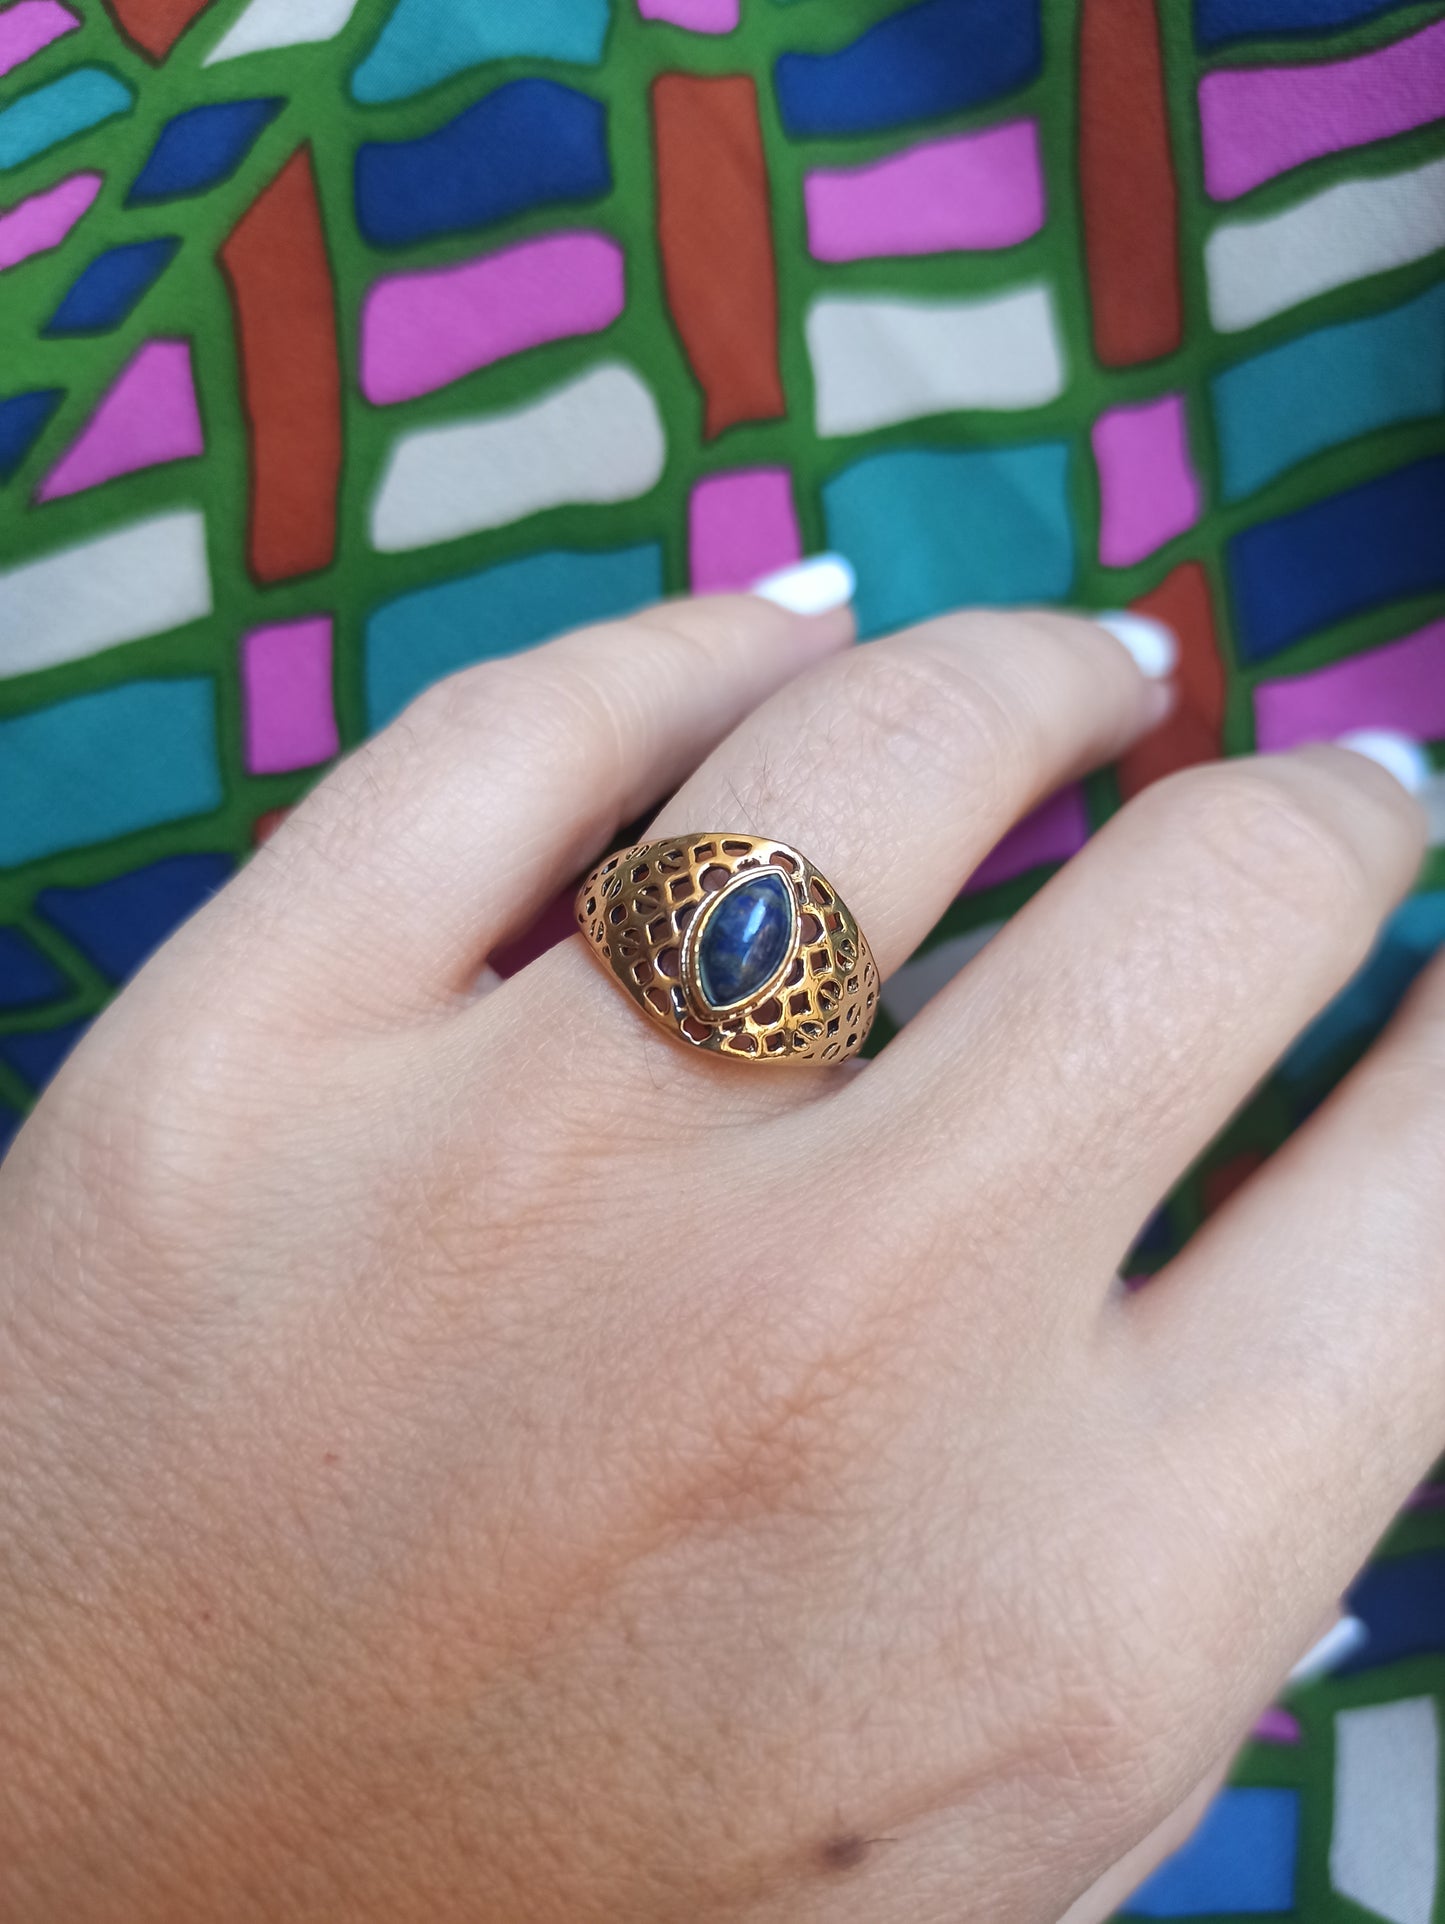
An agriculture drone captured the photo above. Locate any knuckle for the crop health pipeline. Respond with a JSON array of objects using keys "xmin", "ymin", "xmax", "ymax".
[
  {"xmin": 25, "ymin": 1021, "xmax": 239, "ymax": 1291},
  {"xmin": 401, "ymin": 654, "xmax": 540, "ymax": 744},
  {"xmin": 266, "ymin": 734, "xmax": 400, "ymax": 872},
  {"xmin": 1147, "ymin": 762, "xmax": 1376, "ymax": 934},
  {"xmin": 395, "ymin": 653, "xmax": 622, "ymax": 790},
  {"xmin": 827, "ymin": 643, "xmax": 1029, "ymax": 781},
  {"xmin": 113, "ymin": 1024, "xmax": 267, "ymax": 1214},
  {"xmin": 263, "ymin": 692, "xmax": 471, "ymax": 876},
  {"xmin": 626, "ymin": 602, "xmax": 746, "ymax": 673}
]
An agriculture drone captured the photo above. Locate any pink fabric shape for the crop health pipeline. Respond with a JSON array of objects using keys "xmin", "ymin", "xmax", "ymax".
[
  {"xmin": 360, "ymin": 230, "xmax": 625, "ymax": 405},
  {"xmin": 0, "ymin": 0, "xmax": 78, "ymax": 77},
  {"xmin": 966, "ymin": 784, "xmax": 1088, "ymax": 894},
  {"xmin": 805, "ymin": 122, "xmax": 1045, "ymax": 261},
  {"xmin": 1254, "ymin": 618, "xmax": 1445, "ymax": 751},
  {"xmin": 0, "ymin": 170, "xmax": 101, "ymax": 273},
  {"xmin": 688, "ymin": 468, "xmax": 801, "ymax": 593},
  {"xmin": 36, "ymin": 339, "xmax": 203, "ymax": 502},
  {"xmin": 241, "ymin": 618, "xmax": 339, "ymax": 775},
  {"xmin": 1253, "ymin": 1707, "xmax": 1303, "ymax": 1746},
  {"xmin": 1200, "ymin": 17, "xmax": 1445, "ymax": 202},
  {"xmin": 1093, "ymin": 395, "xmax": 1200, "ymax": 569},
  {"xmin": 638, "ymin": 0, "xmax": 738, "ymax": 29}
]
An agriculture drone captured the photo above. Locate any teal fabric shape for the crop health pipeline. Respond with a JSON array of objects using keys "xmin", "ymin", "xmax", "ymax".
[
  {"xmin": 824, "ymin": 443, "xmax": 1075, "ymax": 637},
  {"xmin": 351, "ymin": 0, "xmax": 611, "ymax": 103},
  {"xmin": 0, "ymin": 681, "xmax": 221, "ymax": 867},
  {"xmin": 1282, "ymin": 891, "xmax": 1445, "ymax": 1085},
  {"xmin": 365, "ymin": 544, "xmax": 662, "ymax": 726},
  {"xmin": 1213, "ymin": 281, "xmax": 1445, "ymax": 501},
  {"xmin": 0, "ymin": 68, "xmax": 133, "ymax": 170}
]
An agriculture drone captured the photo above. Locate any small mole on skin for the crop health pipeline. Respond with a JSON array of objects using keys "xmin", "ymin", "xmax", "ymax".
[
  {"xmin": 820, "ymin": 1834, "xmax": 871, "ymax": 1873},
  {"xmin": 322, "ymin": 1452, "xmax": 340, "ymax": 1466}
]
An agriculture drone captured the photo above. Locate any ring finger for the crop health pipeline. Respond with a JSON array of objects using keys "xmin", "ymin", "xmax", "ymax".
[{"xmin": 499, "ymin": 606, "xmax": 1176, "ymax": 1105}]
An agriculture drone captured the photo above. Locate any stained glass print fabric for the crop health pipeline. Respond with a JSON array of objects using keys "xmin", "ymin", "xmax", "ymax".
[{"xmin": 0, "ymin": 1, "xmax": 1442, "ymax": 1913}]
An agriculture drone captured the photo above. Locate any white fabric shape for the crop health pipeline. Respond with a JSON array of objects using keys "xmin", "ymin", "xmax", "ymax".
[
  {"xmin": 1207, "ymin": 154, "xmax": 1445, "ymax": 333},
  {"xmin": 204, "ymin": 0, "xmax": 361, "ymax": 63},
  {"xmin": 881, "ymin": 923, "xmax": 1000, "ymax": 1029},
  {"xmin": 806, "ymin": 284, "xmax": 1066, "ymax": 437},
  {"xmin": 0, "ymin": 510, "xmax": 211, "ymax": 677},
  {"xmin": 1331, "ymin": 1697, "xmax": 1441, "ymax": 1924},
  {"xmin": 370, "ymin": 361, "xmax": 666, "ymax": 554}
]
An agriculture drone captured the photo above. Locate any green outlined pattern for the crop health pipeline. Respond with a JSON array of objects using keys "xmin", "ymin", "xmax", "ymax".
[{"xmin": 0, "ymin": 2, "xmax": 1443, "ymax": 1911}]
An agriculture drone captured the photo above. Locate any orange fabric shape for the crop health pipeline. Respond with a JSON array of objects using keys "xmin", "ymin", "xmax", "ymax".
[
  {"xmin": 1118, "ymin": 562, "xmax": 1226, "ymax": 798},
  {"xmin": 102, "ymin": 0, "xmax": 214, "ymax": 60},
  {"xmin": 1079, "ymin": 0, "xmax": 1183, "ymax": 367},
  {"xmin": 220, "ymin": 147, "xmax": 342, "ymax": 585},
  {"xmin": 251, "ymin": 807, "xmax": 290, "ymax": 847},
  {"xmin": 1202, "ymin": 1150, "xmax": 1267, "ymax": 1218},
  {"xmin": 652, "ymin": 73, "xmax": 786, "ymax": 439}
]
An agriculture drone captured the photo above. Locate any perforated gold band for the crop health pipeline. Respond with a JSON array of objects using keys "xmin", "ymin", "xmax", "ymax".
[{"xmin": 575, "ymin": 833, "xmax": 878, "ymax": 1066}]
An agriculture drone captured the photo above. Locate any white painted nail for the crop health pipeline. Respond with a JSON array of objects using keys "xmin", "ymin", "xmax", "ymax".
[
  {"xmin": 1287, "ymin": 1615, "xmax": 1368, "ymax": 1686},
  {"xmin": 1097, "ymin": 611, "xmax": 1179, "ymax": 679},
  {"xmin": 1336, "ymin": 729, "xmax": 1433, "ymax": 797},
  {"xmin": 752, "ymin": 552, "xmax": 856, "ymax": 615}
]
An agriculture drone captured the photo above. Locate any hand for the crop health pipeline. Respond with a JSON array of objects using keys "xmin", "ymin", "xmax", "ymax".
[{"xmin": 1, "ymin": 579, "xmax": 1439, "ymax": 1922}]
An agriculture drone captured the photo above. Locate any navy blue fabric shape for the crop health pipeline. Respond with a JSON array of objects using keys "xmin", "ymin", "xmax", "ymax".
[
  {"xmin": 0, "ymin": 1019, "xmax": 88, "ymax": 1094},
  {"xmin": 38, "ymin": 852, "xmax": 233, "ymax": 982},
  {"xmin": 127, "ymin": 97, "xmax": 283, "ymax": 205},
  {"xmin": 44, "ymin": 237, "xmax": 181, "ymax": 335},
  {"xmin": 0, "ymin": 387, "xmax": 63, "ymax": 485},
  {"xmin": 0, "ymin": 1097, "xmax": 20, "ymax": 1162},
  {"xmin": 355, "ymin": 78, "xmax": 609, "ymax": 247},
  {"xmin": 0, "ymin": 927, "xmax": 68, "ymax": 1010},
  {"xmin": 1345, "ymin": 1550, "xmax": 1445, "ymax": 1673},
  {"xmin": 775, "ymin": 0, "xmax": 1042, "ymax": 139},
  {"xmin": 1127, "ymin": 1205, "xmax": 1174, "ymax": 1266},
  {"xmin": 1229, "ymin": 455, "xmax": 1445, "ymax": 664},
  {"xmin": 1124, "ymin": 1788, "xmax": 1298, "ymax": 1916},
  {"xmin": 1196, "ymin": 0, "xmax": 1415, "ymax": 48}
]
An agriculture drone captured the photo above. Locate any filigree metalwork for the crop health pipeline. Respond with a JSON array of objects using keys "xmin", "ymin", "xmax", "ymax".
[{"xmin": 575, "ymin": 833, "xmax": 878, "ymax": 1065}]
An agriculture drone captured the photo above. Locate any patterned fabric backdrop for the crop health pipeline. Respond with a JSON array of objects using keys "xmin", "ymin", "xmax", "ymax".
[{"xmin": 0, "ymin": 0, "xmax": 1443, "ymax": 1913}]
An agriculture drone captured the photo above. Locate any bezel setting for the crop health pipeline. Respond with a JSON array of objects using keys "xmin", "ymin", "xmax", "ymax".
[{"xmin": 576, "ymin": 833, "xmax": 878, "ymax": 1065}]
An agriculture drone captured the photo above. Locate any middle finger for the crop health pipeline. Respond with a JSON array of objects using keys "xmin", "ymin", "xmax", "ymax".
[{"xmin": 649, "ymin": 607, "xmax": 1174, "ymax": 980}]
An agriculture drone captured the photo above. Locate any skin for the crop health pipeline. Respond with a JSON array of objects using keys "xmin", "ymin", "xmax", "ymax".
[{"xmin": 0, "ymin": 592, "xmax": 1439, "ymax": 1922}]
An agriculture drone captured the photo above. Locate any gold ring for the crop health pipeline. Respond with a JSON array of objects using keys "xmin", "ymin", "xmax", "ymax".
[{"xmin": 575, "ymin": 834, "xmax": 879, "ymax": 1065}]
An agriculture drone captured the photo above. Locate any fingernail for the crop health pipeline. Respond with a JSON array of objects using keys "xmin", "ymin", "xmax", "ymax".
[
  {"xmin": 1336, "ymin": 729, "xmax": 1432, "ymax": 797},
  {"xmin": 1287, "ymin": 1614, "xmax": 1368, "ymax": 1686},
  {"xmin": 1097, "ymin": 611, "xmax": 1179, "ymax": 680},
  {"xmin": 752, "ymin": 553, "xmax": 856, "ymax": 616}
]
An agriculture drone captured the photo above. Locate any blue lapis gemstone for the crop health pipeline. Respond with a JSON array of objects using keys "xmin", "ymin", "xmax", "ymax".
[{"xmin": 696, "ymin": 870, "xmax": 795, "ymax": 1010}]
